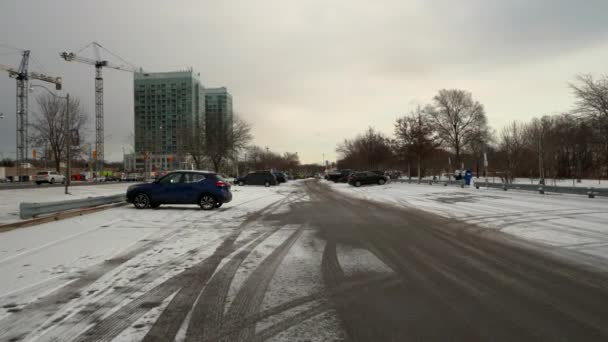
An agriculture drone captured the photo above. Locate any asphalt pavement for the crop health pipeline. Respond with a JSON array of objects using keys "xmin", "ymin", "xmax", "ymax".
[{"xmin": 2, "ymin": 179, "xmax": 608, "ymax": 341}]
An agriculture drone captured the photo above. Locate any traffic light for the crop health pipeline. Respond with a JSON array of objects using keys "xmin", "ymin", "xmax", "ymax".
[
  {"xmin": 32, "ymin": 149, "xmax": 37, "ymax": 159},
  {"xmin": 92, "ymin": 150, "xmax": 97, "ymax": 159}
]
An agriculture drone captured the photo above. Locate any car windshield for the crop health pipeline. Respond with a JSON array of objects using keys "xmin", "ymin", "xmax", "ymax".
[{"xmin": 3, "ymin": 3, "xmax": 608, "ymax": 341}]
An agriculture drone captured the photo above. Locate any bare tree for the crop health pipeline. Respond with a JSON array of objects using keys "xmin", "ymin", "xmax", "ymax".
[
  {"xmin": 570, "ymin": 74, "xmax": 608, "ymax": 178},
  {"xmin": 207, "ymin": 116, "xmax": 252, "ymax": 173},
  {"xmin": 336, "ymin": 127, "xmax": 393, "ymax": 170},
  {"xmin": 30, "ymin": 93, "xmax": 88, "ymax": 172},
  {"xmin": 427, "ymin": 89, "xmax": 490, "ymax": 163},
  {"xmin": 394, "ymin": 106, "xmax": 439, "ymax": 181},
  {"xmin": 499, "ymin": 121, "xmax": 527, "ymax": 183},
  {"xmin": 177, "ymin": 121, "xmax": 207, "ymax": 169}
]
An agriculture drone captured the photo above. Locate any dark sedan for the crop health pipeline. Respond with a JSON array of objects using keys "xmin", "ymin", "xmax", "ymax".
[
  {"xmin": 348, "ymin": 171, "xmax": 389, "ymax": 187},
  {"xmin": 327, "ymin": 169, "xmax": 353, "ymax": 183},
  {"xmin": 235, "ymin": 171, "xmax": 278, "ymax": 187},
  {"xmin": 273, "ymin": 172, "xmax": 287, "ymax": 183},
  {"xmin": 126, "ymin": 171, "xmax": 232, "ymax": 210}
]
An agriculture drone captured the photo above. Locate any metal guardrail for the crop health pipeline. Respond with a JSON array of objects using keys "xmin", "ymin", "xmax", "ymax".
[
  {"xmin": 474, "ymin": 182, "xmax": 607, "ymax": 198},
  {"xmin": 390, "ymin": 178, "xmax": 462, "ymax": 186},
  {"xmin": 20, "ymin": 194, "xmax": 126, "ymax": 219},
  {"xmin": 389, "ymin": 179, "xmax": 606, "ymax": 198}
]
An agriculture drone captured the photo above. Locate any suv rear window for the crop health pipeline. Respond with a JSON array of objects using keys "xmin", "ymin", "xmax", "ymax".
[{"xmin": 37, "ymin": 172, "xmax": 48, "ymax": 175}]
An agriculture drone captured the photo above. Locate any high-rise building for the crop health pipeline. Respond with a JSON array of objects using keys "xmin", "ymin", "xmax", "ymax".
[
  {"xmin": 205, "ymin": 87, "xmax": 233, "ymax": 145},
  {"xmin": 133, "ymin": 70, "xmax": 205, "ymax": 170}
]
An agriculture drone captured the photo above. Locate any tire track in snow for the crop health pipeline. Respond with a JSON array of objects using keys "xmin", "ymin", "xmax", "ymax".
[
  {"xmin": 197, "ymin": 226, "xmax": 304, "ymax": 342},
  {"xmin": 0, "ymin": 226, "xmax": 184, "ymax": 342},
  {"xmin": 66, "ymin": 194, "xmax": 290, "ymax": 342}
]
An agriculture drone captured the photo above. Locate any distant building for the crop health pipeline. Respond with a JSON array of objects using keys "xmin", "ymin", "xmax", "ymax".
[
  {"xmin": 133, "ymin": 70, "xmax": 205, "ymax": 170},
  {"xmin": 205, "ymin": 87, "xmax": 233, "ymax": 146}
]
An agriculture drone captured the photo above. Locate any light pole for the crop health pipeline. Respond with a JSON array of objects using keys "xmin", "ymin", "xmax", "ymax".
[{"xmin": 30, "ymin": 84, "xmax": 70, "ymax": 194}]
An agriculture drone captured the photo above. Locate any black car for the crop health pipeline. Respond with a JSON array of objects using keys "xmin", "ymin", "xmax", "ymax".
[
  {"xmin": 273, "ymin": 172, "xmax": 287, "ymax": 183},
  {"xmin": 236, "ymin": 171, "xmax": 278, "ymax": 187},
  {"xmin": 348, "ymin": 171, "xmax": 389, "ymax": 187},
  {"xmin": 126, "ymin": 170, "xmax": 232, "ymax": 210},
  {"xmin": 327, "ymin": 169, "xmax": 353, "ymax": 183}
]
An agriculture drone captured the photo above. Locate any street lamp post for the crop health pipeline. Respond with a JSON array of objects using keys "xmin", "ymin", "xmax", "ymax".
[{"xmin": 30, "ymin": 85, "xmax": 71, "ymax": 194}]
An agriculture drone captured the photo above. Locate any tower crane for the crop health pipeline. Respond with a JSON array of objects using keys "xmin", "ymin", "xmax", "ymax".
[
  {"xmin": 0, "ymin": 50, "xmax": 62, "ymax": 180},
  {"xmin": 60, "ymin": 42, "xmax": 137, "ymax": 171}
]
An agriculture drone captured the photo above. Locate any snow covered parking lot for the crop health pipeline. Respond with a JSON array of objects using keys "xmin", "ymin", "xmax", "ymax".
[
  {"xmin": 328, "ymin": 181, "xmax": 608, "ymax": 261},
  {"xmin": 1, "ymin": 180, "xmax": 608, "ymax": 341}
]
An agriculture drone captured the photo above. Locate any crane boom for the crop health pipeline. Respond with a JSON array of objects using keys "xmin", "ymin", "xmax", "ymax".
[
  {"xmin": 60, "ymin": 52, "xmax": 136, "ymax": 73},
  {"xmin": 1, "ymin": 63, "xmax": 62, "ymax": 89}
]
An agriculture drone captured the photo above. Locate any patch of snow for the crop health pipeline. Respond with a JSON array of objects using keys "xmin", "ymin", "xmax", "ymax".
[{"xmin": 336, "ymin": 244, "xmax": 394, "ymax": 276}]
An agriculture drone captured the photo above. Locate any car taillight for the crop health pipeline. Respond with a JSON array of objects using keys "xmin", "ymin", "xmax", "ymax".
[{"xmin": 216, "ymin": 181, "xmax": 226, "ymax": 187}]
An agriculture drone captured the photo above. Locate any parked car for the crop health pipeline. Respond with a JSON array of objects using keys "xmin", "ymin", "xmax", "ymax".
[
  {"xmin": 236, "ymin": 171, "xmax": 278, "ymax": 187},
  {"xmin": 273, "ymin": 172, "xmax": 287, "ymax": 183},
  {"xmin": 126, "ymin": 170, "xmax": 232, "ymax": 210},
  {"xmin": 35, "ymin": 171, "xmax": 66, "ymax": 185},
  {"xmin": 327, "ymin": 169, "xmax": 353, "ymax": 183},
  {"xmin": 121, "ymin": 173, "xmax": 144, "ymax": 182},
  {"xmin": 348, "ymin": 171, "xmax": 389, "ymax": 187},
  {"xmin": 105, "ymin": 175, "xmax": 120, "ymax": 182}
]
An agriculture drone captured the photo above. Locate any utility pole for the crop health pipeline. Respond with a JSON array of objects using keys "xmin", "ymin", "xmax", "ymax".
[{"xmin": 64, "ymin": 94, "xmax": 70, "ymax": 194}]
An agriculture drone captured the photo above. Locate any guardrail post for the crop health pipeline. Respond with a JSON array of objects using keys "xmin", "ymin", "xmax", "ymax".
[
  {"xmin": 538, "ymin": 187, "xmax": 544, "ymax": 195},
  {"xmin": 502, "ymin": 184, "xmax": 507, "ymax": 191},
  {"xmin": 588, "ymin": 187, "xmax": 595, "ymax": 199}
]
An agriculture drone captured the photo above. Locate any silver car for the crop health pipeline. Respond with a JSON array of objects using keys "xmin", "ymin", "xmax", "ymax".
[{"xmin": 35, "ymin": 171, "xmax": 66, "ymax": 185}]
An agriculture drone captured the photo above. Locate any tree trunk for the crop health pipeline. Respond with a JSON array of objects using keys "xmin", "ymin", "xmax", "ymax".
[{"xmin": 417, "ymin": 155, "xmax": 422, "ymax": 183}]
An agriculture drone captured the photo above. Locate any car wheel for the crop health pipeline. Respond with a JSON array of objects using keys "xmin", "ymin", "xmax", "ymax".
[
  {"xmin": 62, "ymin": 179, "xmax": 66, "ymax": 184},
  {"xmin": 199, "ymin": 194, "xmax": 217, "ymax": 210},
  {"xmin": 378, "ymin": 178, "xmax": 386, "ymax": 185},
  {"xmin": 36, "ymin": 182, "xmax": 41, "ymax": 185},
  {"xmin": 264, "ymin": 181, "xmax": 271, "ymax": 187},
  {"xmin": 50, "ymin": 178, "xmax": 55, "ymax": 184},
  {"xmin": 133, "ymin": 193, "xmax": 151, "ymax": 209},
  {"xmin": 214, "ymin": 202, "xmax": 223, "ymax": 208},
  {"xmin": 238, "ymin": 181, "xmax": 245, "ymax": 186},
  {"xmin": 355, "ymin": 181, "xmax": 361, "ymax": 187}
]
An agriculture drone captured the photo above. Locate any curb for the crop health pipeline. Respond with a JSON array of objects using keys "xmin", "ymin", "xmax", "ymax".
[{"xmin": 0, "ymin": 201, "xmax": 127, "ymax": 233}]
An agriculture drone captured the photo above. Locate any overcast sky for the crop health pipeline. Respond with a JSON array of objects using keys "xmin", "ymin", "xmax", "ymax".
[{"xmin": 1, "ymin": 0, "xmax": 608, "ymax": 164}]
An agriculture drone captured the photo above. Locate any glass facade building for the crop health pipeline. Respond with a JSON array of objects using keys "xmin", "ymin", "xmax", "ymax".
[
  {"xmin": 205, "ymin": 87, "xmax": 233, "ymax": 145},
  {"xmin": 133, "ymin": 70, "xmax": 205, "ymax": 169}
]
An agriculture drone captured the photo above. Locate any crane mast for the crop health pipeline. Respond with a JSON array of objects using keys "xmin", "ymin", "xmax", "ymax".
[
  {"xmin": 60, "ymin": 43, "xmax": 136, "ymax": 172},
  {"xmin": 15, "ymin": 50, "xmax": 30, "ymax": 180},
  {"xmin": 95, "ymin": 63, "xmax": 104, "ymax": 171},
  {"xmin": 1, "ymin": 50, "xmax": 62, "ymax": 180}
]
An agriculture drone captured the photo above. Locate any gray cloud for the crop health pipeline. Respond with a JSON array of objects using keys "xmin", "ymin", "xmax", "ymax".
[{"xmin": 1, "ymin": 0, "xmax": 607, "ymax": 163}]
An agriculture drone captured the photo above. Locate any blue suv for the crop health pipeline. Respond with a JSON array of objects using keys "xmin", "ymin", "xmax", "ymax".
[{"xmin": 126, "ymin": 171, "xmax": 232, "ymax": 210}]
